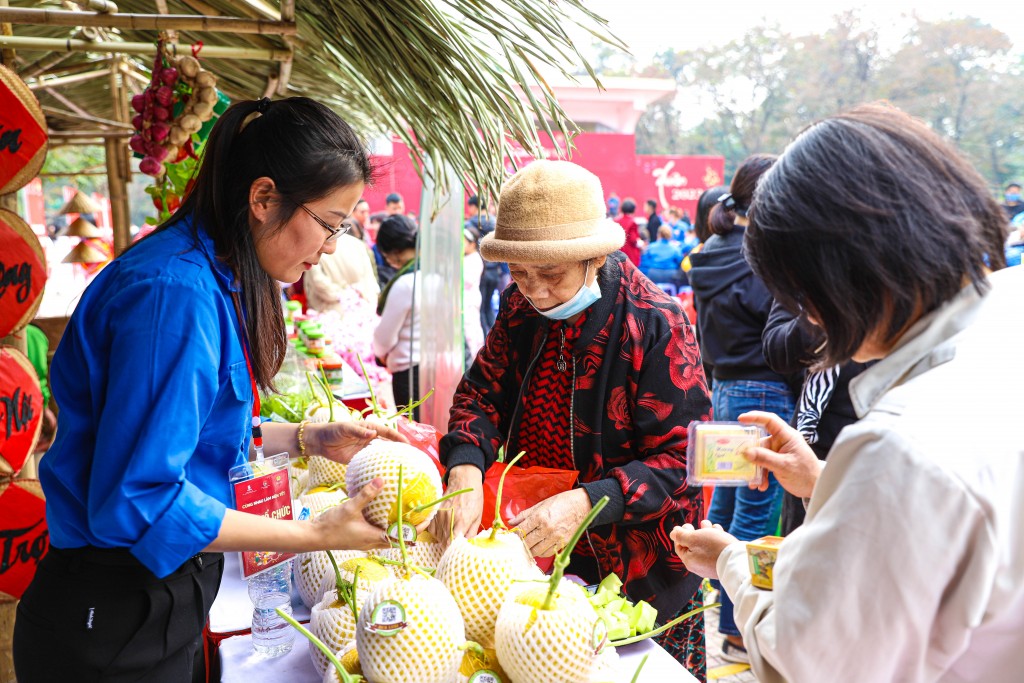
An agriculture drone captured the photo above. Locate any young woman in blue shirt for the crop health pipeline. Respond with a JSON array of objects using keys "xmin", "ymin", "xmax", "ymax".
[{"xmin": 13, "ymin": 97, "xmax": 400, "ymax": 682}]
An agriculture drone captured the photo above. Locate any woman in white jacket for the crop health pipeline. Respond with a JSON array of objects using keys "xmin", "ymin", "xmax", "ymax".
[
  {"xmin": 372, "ymin": 214, "xmax": 421, "ymax": 418},
  {"xmin": 672, "ymin": 104, "xmax": 1020, "ymax": 683}
]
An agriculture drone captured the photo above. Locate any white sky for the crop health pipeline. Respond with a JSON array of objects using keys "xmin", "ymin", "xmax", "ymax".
[{"xmin": 575, "ymin": 0, "xmax": 1024, "ymax": 65}]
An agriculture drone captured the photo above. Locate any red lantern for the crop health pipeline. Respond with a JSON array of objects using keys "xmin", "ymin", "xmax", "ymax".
[
  {"xmin": 0, "ymin": 65, "xmax": 48, "ymax": 196},
  {"xmin": 0, "ymin": 347, "xmax": 43, "ymax": 477},
  {"xmin": 0, "ymin": 479, "xmax": 48, "ymax": 600},
  {"xmin": 0, "ymin": 209, "xmax": 47, "ymax": 338}
]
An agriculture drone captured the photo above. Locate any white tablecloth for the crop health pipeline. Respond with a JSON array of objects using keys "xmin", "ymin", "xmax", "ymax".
[
  {"xmin": 219, "ymin": 627, "xmax": 698, "ymax": 683},
  {"xmin": 210, "ymin": 552, "xmax": 311, "ymax": 635},
  {"xmin": 213, "ymin": 554, "xmax": 697, "ymax": 683}
]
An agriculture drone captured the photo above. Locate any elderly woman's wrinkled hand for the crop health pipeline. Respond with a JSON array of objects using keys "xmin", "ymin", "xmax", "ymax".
[
  {"xmin": 738, "ymin": 411, "xmax": 824, "ymax": 499},
  {"xmin": 508, "ymin": 488, "xmax": 592, "ymax": 559},
  {"xmin": 429, "ymin": 464, "xmax": 485, "ymax": 545},
  {"xmin": 670, "ymin": 520, "xmax": 736, "ymax": 580}
]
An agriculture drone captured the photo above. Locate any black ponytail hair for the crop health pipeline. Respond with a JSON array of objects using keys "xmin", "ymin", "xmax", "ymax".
[{"xmin": 152, "ymin": 97, "xmax": 373, "ymax": 390}]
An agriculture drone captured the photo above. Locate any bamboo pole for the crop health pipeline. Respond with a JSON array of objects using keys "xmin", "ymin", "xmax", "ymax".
[
  {"xmin": 275, "ymin": 0, "xmax": 294, "ymax": 95},
  {"xmin": 0, "ymin": 8, "xmax": 297, "ymax": 35},
  {"xmin": 181, "ymin": 0, "xmax": 221, "ymax": 17},
  {"xmin": 0, "ymin": 35, "xmax": 291, "ymax": 60},
  {"xmin": 106, "ymin": 57, "xmax": 131, "ymax": 255},
  {"xmin": 40, "ymin": 170, "xmax": 110, "ymax": 176},
  {"xmin": 48, "ymin": 130, "xmax": 133, "ymax": 137},
  {"xmin": 28, "ymin": 68, "xmax": 109, "ymax": 90},
  {"xmin": 0, "ymin": 0, "xmax": 14, "ymax": 67},
  {"xmin": 118, "ymin": 61, "xmax": 149, "ymax": 85},
  {"xmin": 21, "ymin": 53, "xmax": 110, "ymax": 80},
  {"xmin": 42, "ymin": 105, "xmax": 133, "ymax": 129}
]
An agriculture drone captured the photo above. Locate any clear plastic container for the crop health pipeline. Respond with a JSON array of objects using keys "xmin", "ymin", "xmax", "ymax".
[
  {"xmin": 247, "ymin": 561, "xmax": 295, "ymax": 657},
  {"xmin": 686, "ymin": 421, "xmax": 766, "ymax": 486}
]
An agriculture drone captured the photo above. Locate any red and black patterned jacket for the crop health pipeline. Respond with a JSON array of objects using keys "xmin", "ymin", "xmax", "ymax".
[{"xmin": 441, "ymin": 252, "xmax": 712, "ymax": 616}]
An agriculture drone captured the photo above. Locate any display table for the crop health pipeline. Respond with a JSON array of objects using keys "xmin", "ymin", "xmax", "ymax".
[
  {"xmin": 212, "ymin": 555, "xmax": 697, "ymax": 683},
  {"xmin": 219, "ymin": 631, "xmax": 698, "ymax": 683},
  {"xmin": 209, "ymin": 552, "xmax": 312, "ymax": 636}
]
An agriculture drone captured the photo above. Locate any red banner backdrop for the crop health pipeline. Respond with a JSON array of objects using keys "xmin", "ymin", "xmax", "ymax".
[{"xmin": 362, "ymin": 133, "xmax": 724, "ymax": 224}]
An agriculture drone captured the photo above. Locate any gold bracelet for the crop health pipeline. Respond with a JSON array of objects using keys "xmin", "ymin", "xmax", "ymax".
[{"xmin": 297, "ymin": 419, "xmax": 309, "ymax": 458}]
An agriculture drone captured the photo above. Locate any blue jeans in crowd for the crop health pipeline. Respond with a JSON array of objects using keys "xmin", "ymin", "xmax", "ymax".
[{"xmin": 707, "ymin": 379, "xmax": 795, "ymax": 638}]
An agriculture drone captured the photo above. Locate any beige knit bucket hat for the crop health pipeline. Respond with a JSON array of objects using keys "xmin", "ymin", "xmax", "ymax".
[{"xmin": 480, "ymin": 160, "xmax": 625, "ymax": 263}]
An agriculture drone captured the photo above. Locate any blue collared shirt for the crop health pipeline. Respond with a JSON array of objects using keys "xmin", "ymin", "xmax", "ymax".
[{"xmin": 41, "ymin": 216, "xmax": 252, "ymax": 577}]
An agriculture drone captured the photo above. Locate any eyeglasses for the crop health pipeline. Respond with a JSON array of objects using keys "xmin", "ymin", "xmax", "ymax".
[{"xmin": 298, "ymin": 203, "xmax": 350, "ymax": 243}]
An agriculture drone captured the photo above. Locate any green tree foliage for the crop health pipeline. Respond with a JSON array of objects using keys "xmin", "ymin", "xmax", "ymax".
[{"xmin": 644, "ymin": 12, "xmax": 1024, "ymax": 186}]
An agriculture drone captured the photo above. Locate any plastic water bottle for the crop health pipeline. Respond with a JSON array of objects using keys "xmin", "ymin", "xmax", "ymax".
[{"xmin": 248, "ymin": 561, "xmax": 295, "ymax": 656}]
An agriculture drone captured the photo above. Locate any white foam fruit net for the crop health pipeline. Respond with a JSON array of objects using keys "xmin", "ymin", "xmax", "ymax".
[
  {"xmin": 296, "ymin": 549, "xmax": 366, "ymax": 610},
  {"xmin": 345, "ymin": 440, "xmax": 443, "ymax": 528},
  {"xmin": 307, "ymin": 455, "xmax": 348, "ymax": 489},
  {"xmin": 298, "ymin": 489, "xmax": 348, "ymax": 518},
  {"xmin": 436, "ymin": 534, "xmax": 533, "ymax": 647},
  {"xmin": 289, "ymin": 463, "xmax": 309, "ymax": 499},
  {"xmin": 495, "ymin": 583, "xmax": 600, "ymax": 683},
  {"xmin": 370, "ymin": 540, "xmax": 444, "ymax": 575},
  {"xmin": 357, "ymin": 574, "xmax": 465, "ymax": 683},
  {"xmin": 309, "ymin": 589, "xmax": 368, "ymax": 676}
]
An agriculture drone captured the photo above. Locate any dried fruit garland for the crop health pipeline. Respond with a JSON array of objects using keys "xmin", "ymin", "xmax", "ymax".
[{"xmin": 130, "ymin": 40, "xmax": 227, "ymax": 224}]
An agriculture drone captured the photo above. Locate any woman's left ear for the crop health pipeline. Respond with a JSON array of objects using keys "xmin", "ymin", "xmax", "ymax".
[
  {"xmin": 593, "ymin": 255, "xmax": 607, "ymax": 270},
  {"xmin": 248, "ymin": 176, "xmax": 277, "ymax": 223}
]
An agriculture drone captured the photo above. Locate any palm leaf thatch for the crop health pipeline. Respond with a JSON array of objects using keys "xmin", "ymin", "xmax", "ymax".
[{"xmin": 7, "ymin": 0, "xmax": 625, "ymax": 200}]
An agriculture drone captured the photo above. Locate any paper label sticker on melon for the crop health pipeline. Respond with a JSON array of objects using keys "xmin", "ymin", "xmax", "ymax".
[
  {"xmin": 366, "ymin": 599, "xmax": 407, "ymax": 637},
  {"xmin": 468, "ymin": 671, "xmax": 501, "ymax": 683},
  {"xmin": 386, "ymin": 521, "xmax": 418, "ymax": 546}
]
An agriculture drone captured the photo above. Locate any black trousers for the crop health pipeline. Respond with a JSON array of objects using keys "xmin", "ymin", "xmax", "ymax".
[
  {"xmin": 391, "ymin": 365, "xmax": 420, "ymax": 421},
  {"xmin": 14, "ymin": 546, "xmax": 223, "ymax": 683}
]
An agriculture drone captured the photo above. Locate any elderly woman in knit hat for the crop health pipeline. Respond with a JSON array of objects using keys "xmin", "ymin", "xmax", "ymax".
[{"xmin": 436, "ymin": 160, "xmax": 713, "ymax": 678}]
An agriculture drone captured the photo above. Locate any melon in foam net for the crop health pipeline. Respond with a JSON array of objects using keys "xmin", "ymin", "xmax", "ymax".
[
  {"xmin": 296, "ymin": 548, "xmax": 365, "ymax": 611},
  {"xmin": 370, "ymin": 528, "xmax": 445, "ymax": 575},
  {"xmin": 308, "ymin": 554, "xmax": 393, "ymax": 677},
  {"xmin": 344, "ymin": 439, "xmax": 443, "ymax": 529},
  {"xmin": 436, "ymin": 529, "xmax": 540, "ymax": 647},
  {"xmin": 356, "ymin": 571, "xmax": 466, "ymax": 683},
  {"xmin": 494, "ymin": 496, "xmax": 612, "ymax": 683},
  {"xmin": 307, "ymin": 455, "xmax": 349, "ymax": 490}
]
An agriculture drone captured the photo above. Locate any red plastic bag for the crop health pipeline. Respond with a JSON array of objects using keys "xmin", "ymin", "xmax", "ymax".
[
  {"xmin": 395, "ymin": 416, "xmax": 445, "ymax": 478},
  {"xmin": 481, "ymin": 462, "xmax": 579, "ymax": 572}
]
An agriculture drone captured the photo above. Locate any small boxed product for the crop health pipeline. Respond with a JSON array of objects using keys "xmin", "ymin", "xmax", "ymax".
[
  {"xmin": 746, "ymin": 535, "xmax": 784, "ymax": 590},
  {"xmin": 686, "ymin": 421, "xmax": 766, "ymax": 486}
]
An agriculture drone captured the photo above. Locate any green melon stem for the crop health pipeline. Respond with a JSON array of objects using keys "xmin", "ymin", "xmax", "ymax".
[
  {"xmin": 396, "ymin": 464, "xmax": 409, "ymax": 574},
  {"xmin": 305, "ymin": 371, "xmax": 325, "ymax": 409},
  {"xmin": 316, "ymin": 361, "xmax": 335, "ymax": 422},
  {"xmin": 354, "ymin": 354, "xmax": 383, "ymax": 418},
  {"xmin": 630, "ymin": 654, "xmax": 649, "ymax": 683},
  {"xmin": 491, "ymin": 450, "xmax": 526, "ymax": 540},
  {"xmin": 459, "ymin": 640, "xmax": 486, "ymax": 657},
  {"xmin": 385, "ymin": 388, "xmax": 435, "ymax": 421},
  {"xmin": 326, "ymin": 550, "xmax": 360, "ymax": 622},
  {"xmin": 542, "ymin": 495, "xmax": 608, "ymax": 611},
  {"xmin": 409, "ymin": 487, "xmax": 472, "ymax": 514},
  {"xmin": 276, "ymin": 607, "xmax": 360, "ymax": 683},
  {"xmin": 608, "ymin": 602, "xmax": 719, "ymax": 647}
]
